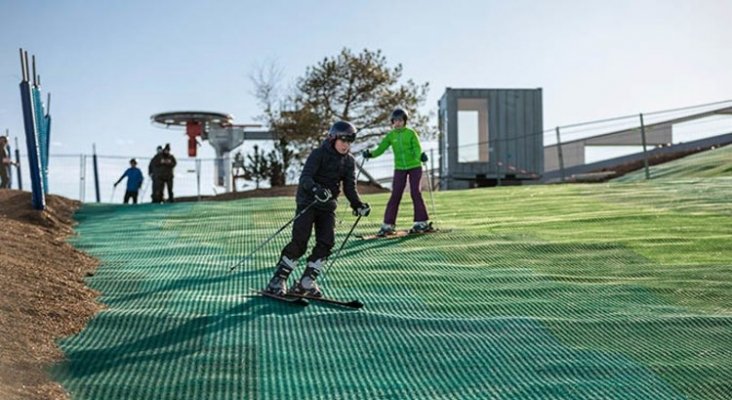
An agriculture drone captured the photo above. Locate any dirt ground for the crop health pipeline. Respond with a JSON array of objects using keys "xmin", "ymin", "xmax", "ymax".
[
  {"xmin": 0, "ymin": 183, "xmax": 389, "ymax": 400},
  {"xmin": 0, "ymin": 190, "xmax": 100, "ymax": 400}
]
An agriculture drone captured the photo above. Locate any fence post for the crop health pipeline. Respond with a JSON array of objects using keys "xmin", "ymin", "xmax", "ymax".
[
  {"xmin": 555, "ymin": 127, "xmax": 566, "ymax": 182},
  {"xmin": 92, "ymin": 144, "xmax": 101, "ymax": 202},
  {"xmin": 79, "ymin": 154, "xmax": 86, "ymax": 202},
  {"xmin": 639, "ymin": 113, "xmax": 651, "ymax": 180}
]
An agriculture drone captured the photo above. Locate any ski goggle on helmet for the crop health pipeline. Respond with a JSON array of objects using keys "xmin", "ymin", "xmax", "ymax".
[{"xmin": 328, "ymin": 121, "xmax": 357, "ymax": 143}]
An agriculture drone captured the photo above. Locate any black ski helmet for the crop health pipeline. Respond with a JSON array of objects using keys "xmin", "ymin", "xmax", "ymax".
[
  {"xmin": 328, "ymin": 121, "xmax": 357, "ymax": 142},
  {"xmin": 390, "ymin": 107, "xmax": 409, "ymax": 123}
]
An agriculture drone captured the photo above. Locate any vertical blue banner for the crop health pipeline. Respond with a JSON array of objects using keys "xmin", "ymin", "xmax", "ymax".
[
  {"xmin": 20, "ymin": 80, "xmax": 45, "ymax": 209},
  {"xmin": 32, "ymin": 87, "xmax": 49, "ymax": 193},
  {"xmin": 19, "ymin": 49, "xmax": 45, "ymax": 210}
]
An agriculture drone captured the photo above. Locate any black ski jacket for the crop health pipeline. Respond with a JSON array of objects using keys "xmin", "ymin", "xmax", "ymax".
[
  {"xmin": 296, "ymin": 140, "xmax": 364, "ymax": 211},
  {"xmin": 155, "ymin": 153, "xmax": 177, "ymax": 179}
]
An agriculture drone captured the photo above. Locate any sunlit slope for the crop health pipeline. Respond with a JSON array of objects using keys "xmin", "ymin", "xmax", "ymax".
[
  {"xmin": 615, "ymin": 144, "xmax": 732, "ymax": 182},
  {"xmin": 56, "ymin": 179, "xmax": 731, "ymax": 399}
]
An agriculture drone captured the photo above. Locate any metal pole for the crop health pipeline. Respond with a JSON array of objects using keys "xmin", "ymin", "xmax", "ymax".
[
  {"xmin": 430, "ymin": 148, "xmax": 435, "ymax": 190},
  {"xmin": 224, "ymin": 153, "xmax": 232, "ymax": 193},
  {"xmin": 555, "ymin": 127, "xmax": 566, "ymax": 182},
  {"xmin": 196, "ymin": 158, "xmax": 201, "ymax": 201},
  {"xmin": 140, "ymin": 177, "xmax": 151, "ymax": 202},
  {"xmin": 355, "ymin": 157, "xmax": 366, "ymax": 183},
  {"xmin": 19, "ymin": 49, "xmax": 26, "ymax": 81},
  {"xmin": 639, "ymin": 113, "xmax": 651, "ymax": 180},
  {"xmin": 423, "ymin": 162, "xmax": 436, "ymax": 220},
  {"xmin": 496, "ymin": 136, "xmax": 502, "ymax": 186},
  {"xmin": 32, "ymin": 55, "xmax": 37, "ymax": 87},
  {"xmin": 19, "ymin": 49, "xmax": 45, "ymax": 210},
  {"xmin": 92, "ymin": 144, "xmax": 100, "ymax": 202},
  {"xmin": 45, "ymin": 93, "xmax": 51, "ymax": 167},
  {"xmin": 79, "ymin": 154, "xmax": 86, "ymax": 202},
  {"xmin": 14, "ymin": 136, "xmax": 22, "ymax": 190}
]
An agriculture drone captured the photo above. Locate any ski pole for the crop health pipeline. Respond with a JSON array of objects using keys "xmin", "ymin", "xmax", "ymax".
[
  {"xmin": 321, "ymin": 214, "xmax": 362, "ymax": 286},
  {"xmin": 423, "ymin": 162, "xmax": 436, "ymax": 219},
  {"xmin": 355, "ymin": 156, "xmax": 366, "ymax": 183},
  {"xmin": 109, "ymin": 185, "xmax": 117, "ymax": 203},
  {"xmin": 140, "ymin": 178, "xmax": 151, "ymax": 201},
  {"xmin": 334, "ymin": 157, "xmax": 367, "ymax": 228},
  {"xmin": 229, "ymin": 199, "xmax": 318, "ymax": 272}
]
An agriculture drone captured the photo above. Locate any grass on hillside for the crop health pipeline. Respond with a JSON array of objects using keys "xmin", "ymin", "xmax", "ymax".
[
  {"xmin": 615, "ymin": 144, "xmax": 732, "ymax": 182},
  {"xmin": 59, "ymin": 159, "xmax": 732, "ymax": 399}
]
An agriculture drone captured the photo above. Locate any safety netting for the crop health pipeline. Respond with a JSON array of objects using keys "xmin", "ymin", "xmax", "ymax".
[{"xmin": 55, "ymin": 176, "xmax": 732, "ymax": 399}]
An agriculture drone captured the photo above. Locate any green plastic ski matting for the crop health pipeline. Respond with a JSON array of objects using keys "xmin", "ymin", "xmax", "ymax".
[{"xmin": 56, "ymin": 179, "xmax": 732, "ymax": 399}]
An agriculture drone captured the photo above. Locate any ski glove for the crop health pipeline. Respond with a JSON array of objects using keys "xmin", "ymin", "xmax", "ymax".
[
  {"xmin": 352, "ymin": 202, "xmax": 371, "ymax": 217},
  {"xmin": 362, "ymin": 149, "xmax": 372, "ymax": 159},
  {"xmin": 420, "ymin": 152, "xmax": 428, "ymax": 162},
  {"xmin": 312, "ymin": 185, "xmax": 332, "ymax": 203}
]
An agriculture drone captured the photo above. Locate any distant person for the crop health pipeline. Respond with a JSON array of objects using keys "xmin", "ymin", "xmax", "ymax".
[
  {"xmin": 362, "ymin": 107, "xmax": 431, "ymax": 236},
  {"xmin": 0, "ymin": 136, "xmax": 14, "ymax": 189},
  {"xmin": 148, "ymin": 145, "xmax": 163, "ymax": 202},
  {"xmin": 113, "ymin": 158, "xmax": 144, "ymax": 204},
  {"xmin": 153, "ymin": 143, "xmax": 177, "ymax": 203}
]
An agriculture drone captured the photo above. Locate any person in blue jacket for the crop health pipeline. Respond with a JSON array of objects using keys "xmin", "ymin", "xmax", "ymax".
[{"xmin": 114, "ymin": 158, "xmax": 144, "ymax": 204}]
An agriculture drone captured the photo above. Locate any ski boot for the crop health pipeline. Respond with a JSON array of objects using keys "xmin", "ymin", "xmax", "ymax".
[
  {"xmin": 377, "ymin": 223, "xmax": 396, "ymax": 237},
  {"xmin": 265, "ymin": 256, "xmax": 297, "ymax": 297},
  {"xmin": 410, "ymin": 221, "xmax": 433, "ymax": 234},
  {"xmin": 290, "ymin": 259, "xmax": 324, "ymax": 298}
]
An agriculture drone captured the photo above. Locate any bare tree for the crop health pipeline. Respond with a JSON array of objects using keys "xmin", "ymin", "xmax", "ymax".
[
  {"xmin": 250, "ymin": 61, "xmax": 298, "ymax": 186},
  {"xmin": 250, "ymin": 48, "xmax": 430, "ymax": 186}
]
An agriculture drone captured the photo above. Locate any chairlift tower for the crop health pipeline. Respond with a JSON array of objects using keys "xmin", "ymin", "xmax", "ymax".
[{"xmin": 151, "ymin": 111, "xmax": 273, "ymax": 192}]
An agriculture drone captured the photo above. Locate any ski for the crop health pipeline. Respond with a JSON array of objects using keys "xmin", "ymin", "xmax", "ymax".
[
  {"xmin": 257, "ymin": 290, "xmax": 309, "ymax": 306},
  {"xmin": 286, "ymin": 294, "xmax": 364, "ymax": 309},
  {"xmin": 358, "ymin": 228, "xmax": 449, "ymax": 241}
]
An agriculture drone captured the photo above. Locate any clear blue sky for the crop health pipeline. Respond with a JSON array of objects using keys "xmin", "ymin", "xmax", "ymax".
[{"xmin": 2, "ymin": 0, "xmax": 731, "ymax": 196}]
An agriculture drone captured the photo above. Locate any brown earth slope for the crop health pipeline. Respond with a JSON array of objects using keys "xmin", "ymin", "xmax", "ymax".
[{"xmin": 0, "ymin": 190, "xmax": 100, "ymax": 400}]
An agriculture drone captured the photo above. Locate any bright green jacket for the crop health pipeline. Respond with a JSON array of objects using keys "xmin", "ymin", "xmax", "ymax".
[{"xmin": 370, "ymin": 127, "xmax": 423, "ymax": 170}]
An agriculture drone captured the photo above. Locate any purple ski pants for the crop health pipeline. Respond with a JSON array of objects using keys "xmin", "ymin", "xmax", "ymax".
[{"xmin": 383, "ymin": 167, "xmax": 429, "ymax": 225}]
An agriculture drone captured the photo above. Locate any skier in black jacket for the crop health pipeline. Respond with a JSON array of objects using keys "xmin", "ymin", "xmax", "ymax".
[{"xmin": 265, "ymin": 121, "xmax": 371, "ymax": 298}]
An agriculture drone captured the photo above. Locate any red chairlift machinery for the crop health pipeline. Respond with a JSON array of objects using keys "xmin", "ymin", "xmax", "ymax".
[{"xmin": 151, "ymin": 111, "xmax": 272, "ymax": 191}]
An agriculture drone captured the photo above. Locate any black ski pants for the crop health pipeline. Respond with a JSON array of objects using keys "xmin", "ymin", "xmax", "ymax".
[
  {"xmin": 281, "ymin": 203, "xmax": 336, "ymax": 263},
  {"xmin": 153, "ymin": 176, "xmax": 174, "ymax": 203},
  {"xmin": 123, "ymin": 190, "xmax": 139, "ymax": 204},
  {"xmin": 0, "ymin": 166, "xmax": 9, "ymax": 189}
]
